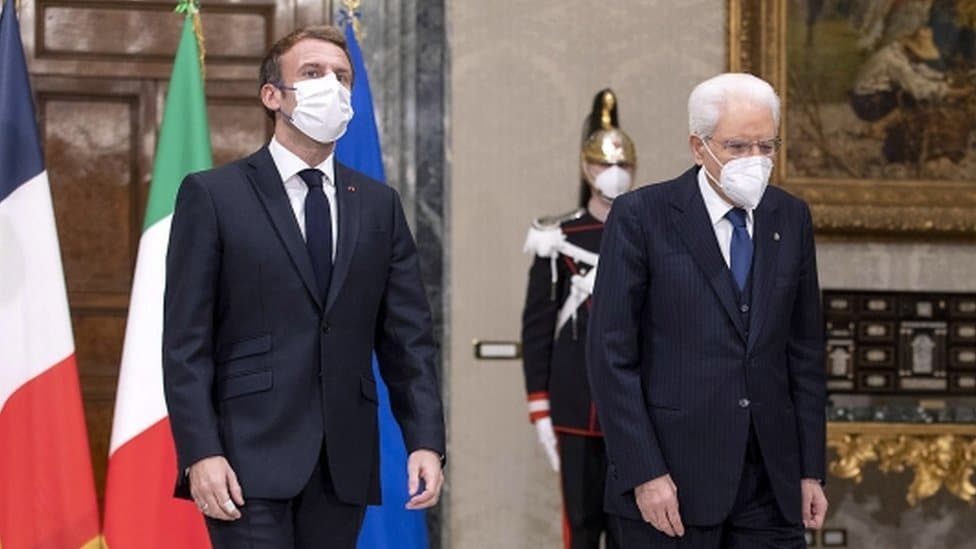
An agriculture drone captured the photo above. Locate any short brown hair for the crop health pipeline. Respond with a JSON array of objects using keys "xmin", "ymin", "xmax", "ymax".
[{"xmin": 259, "ymin": 25, "xmax": 354, "ymax": 119}]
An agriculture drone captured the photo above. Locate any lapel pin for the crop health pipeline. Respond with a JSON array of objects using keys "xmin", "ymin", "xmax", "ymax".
[
  {"xmin": 347, "ymin": 186, "xmax": 356, "ymax": 192},
  {"xmin": 773, "ymin": 232, "xmax": 781, "ymax": 241}
]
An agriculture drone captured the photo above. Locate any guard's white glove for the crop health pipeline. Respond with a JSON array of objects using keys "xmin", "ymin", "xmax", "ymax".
[
  {"xmin": 534, "ymin": 416, "xmax": 560, "ymax": 472},
  {"xmin": 571, "ymin": 268, "xmax": 597, "ymax": 295},
  {"xmin": 523, "ymin": 225, "xmax": 566, "ymax": 258}
]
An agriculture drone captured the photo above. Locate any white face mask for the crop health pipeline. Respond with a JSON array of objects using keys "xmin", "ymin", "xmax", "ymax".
[
  {"xmin": 701, "ymin": 140, "xmax": 772, "ymax": 209},
  {"xmin": 278, "ymin": 73, "xmax": 354, "ymax": 144},
  {"xmin": 592, "ymin": 165, "xmax": 633, "ymax": 201}
]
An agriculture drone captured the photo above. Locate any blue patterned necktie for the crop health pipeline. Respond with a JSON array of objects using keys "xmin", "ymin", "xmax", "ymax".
[
  {"xmin": 725, "ymin": 207, "xmax": 753, "ymax": 292},
  {"xmin": 298, "ymin": 168, "xmax": 333, "ymax": 302}
]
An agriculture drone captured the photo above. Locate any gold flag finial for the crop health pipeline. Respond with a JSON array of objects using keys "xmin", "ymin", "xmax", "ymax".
[
  {"xmin": 175, "ymin": 0, "xmax": 206, "ymax": 78},
  {"xmin": 340, "ymin": 0, "xmax": 363, "ymax": 41}
]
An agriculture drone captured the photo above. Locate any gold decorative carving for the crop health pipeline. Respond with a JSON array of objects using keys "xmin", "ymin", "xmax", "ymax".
[
  {"xmin": 827, "ymin": 422, "xmax": 976, "ymax": 505},
  {"xmin": 727, "ymin": 0, "xmax": 976, "ymax": 237}
]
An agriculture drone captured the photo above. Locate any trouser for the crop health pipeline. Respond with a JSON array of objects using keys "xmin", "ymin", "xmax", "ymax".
[
  {"xmin": 558, "ymin": 432, "xmax": 620, "ymax": 549},
  {"xmin": 205, "ymin": 444, "xmax": 365, "ymax": 549},
  {"xmin": 609, "ymin": 428, "xmax": 805, "ymax": 548}
]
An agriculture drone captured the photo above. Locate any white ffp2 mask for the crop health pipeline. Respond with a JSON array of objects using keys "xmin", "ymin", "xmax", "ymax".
[
  {"xmin": 593, "ymin": 165, "xmax": 632, "ymax": 200},
  {"xmin": 702, "ymin": 141, "xmax": 772, "ymax": 209}
]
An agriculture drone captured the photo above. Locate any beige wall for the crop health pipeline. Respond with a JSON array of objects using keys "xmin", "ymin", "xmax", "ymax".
[
  {"xmin": 448, "ymin": 2, "xmax": 724, "ymax": 547},
  {"xmin": 446, "ymin": 2, "xmax": 976, "ymax": 549}
]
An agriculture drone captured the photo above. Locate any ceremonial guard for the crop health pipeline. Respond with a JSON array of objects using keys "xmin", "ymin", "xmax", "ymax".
[{"xmin": 521, "ymin": 89, "xmax": 637, "ymax": 549}]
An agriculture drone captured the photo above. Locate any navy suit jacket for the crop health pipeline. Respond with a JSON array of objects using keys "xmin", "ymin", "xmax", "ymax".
[
  {"xmin": 586, "ymin": 165, "xmax": 825, "ymax": 526},
  {"xmin": 162, "ymin": 146, "xmax": 445, "ymax": 506}
]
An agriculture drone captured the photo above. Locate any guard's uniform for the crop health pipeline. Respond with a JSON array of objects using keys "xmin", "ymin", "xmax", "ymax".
[
  {"xmin": 521, "ymin": 209, "xmax": 617, "ymax": 549},
  {"xmin": 521, "ymin": 87, "xmax": 633, "ymax": 549}
]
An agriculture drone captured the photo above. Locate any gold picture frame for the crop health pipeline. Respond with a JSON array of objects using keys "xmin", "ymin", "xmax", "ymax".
[{"xmin": 728, "ymin": 0, "xmax": 976, "ymax": 237}]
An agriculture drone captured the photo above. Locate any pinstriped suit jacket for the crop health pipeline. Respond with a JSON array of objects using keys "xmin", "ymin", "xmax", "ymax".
[{"xmin": 586, "ymin": 165, "xmax": 825, "ymax": 526}]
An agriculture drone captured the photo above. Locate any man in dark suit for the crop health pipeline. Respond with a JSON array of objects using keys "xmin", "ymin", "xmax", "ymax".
[
  {"xmin": 162, "ymin": 25, "xmax": 445, "ymax": 548},
  {"xmin": 586, "ymin": 72, "xmax": 828, "ymax": 548}
]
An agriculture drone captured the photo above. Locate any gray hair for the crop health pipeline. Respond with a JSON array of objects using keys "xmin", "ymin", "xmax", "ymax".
[{"xmin": 687, "ymin": 73, "xmax": 781, "ymax": 137}]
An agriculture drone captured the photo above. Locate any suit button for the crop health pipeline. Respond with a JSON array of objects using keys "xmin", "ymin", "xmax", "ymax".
[
  {"xmin": 740, "ymin": 304, "xmax": 750, "ymax": 313},
  {"xmin": 738, "ymin": 398, "xmax": 750, "ymax": 408},
  {"xmin": 321, "ymin": 321, "xmax": 330, "ymax": 334}
]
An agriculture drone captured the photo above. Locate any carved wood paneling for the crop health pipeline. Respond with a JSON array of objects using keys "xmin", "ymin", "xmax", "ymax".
[
  {"xmin": 41, "ymin": 93, "xmax": 140, "ymax": 294},
  {"xmin": 22, "ymin": 0, "xmax": 281, "ymax": 80},
  {"xmin": 206, "ymin": 95, "xmax": 272, "ymax": 165},
  {"xmin": 72, "ymin": 311, "xmax": 126, "ymax": 502},
  {"xmin": 38, "ymin": 1, "xmax": 270, "ymax": 63}
]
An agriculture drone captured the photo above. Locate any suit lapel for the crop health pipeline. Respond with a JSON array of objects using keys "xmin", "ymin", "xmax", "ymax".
[
  {"xmin": 325, "ymin": 163, "xmax": 361, "ymax": 313},
  {"xmin": 246, "ymin": 147, "xmax": 324, "ymax": 310},
  {"xmin": 670, "ymin": 168, "xmax": 747, "ymax": 342},
  {"xmin": 746, "ymin": 193, "xmax": 781, "ymax": 352}
]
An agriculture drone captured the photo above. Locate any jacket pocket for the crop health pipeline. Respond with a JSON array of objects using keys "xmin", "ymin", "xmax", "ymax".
[
  {"xmin": 218, "ymin": 369, "xmax": 273, "ymax": 400},
  {"xmin": 215, "ymin": 333, "xmax": 272, "ymax": 364},
  {"xmin": 360, "ymin": 376, "xmax": 378, "ymax": 404},
  {"xmin": 647, "ymin": 401, "xmax": 681, "ymax": 412}
]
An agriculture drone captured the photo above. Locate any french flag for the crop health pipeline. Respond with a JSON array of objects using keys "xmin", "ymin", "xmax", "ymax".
[{"xmin": 0, "ymin": 0, "xmax": 102, "ymax": 547}]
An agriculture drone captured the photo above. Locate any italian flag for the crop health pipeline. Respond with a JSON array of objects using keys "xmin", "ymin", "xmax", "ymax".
[
  {"xmin": 0, "ymin": 0, "xmax": 102, "ymax": 547},
  {"xmin": 102, "ymin": 12, "xmax": 212, "ymax": 548}
]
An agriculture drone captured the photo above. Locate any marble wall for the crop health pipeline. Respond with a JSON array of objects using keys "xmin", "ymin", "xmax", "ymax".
[{"xmin": 333, "ymin": 0, "xmax": 447, "ymax": 341}]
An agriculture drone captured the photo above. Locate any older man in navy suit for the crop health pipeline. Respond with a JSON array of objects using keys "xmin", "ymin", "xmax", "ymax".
[
  {"xmin": 587, "ymin": 72, "xmax": 827, "ymax": 548},
  {"xmin": 163, "ymin": 25, "xmax": 444, "ymax": 549}
]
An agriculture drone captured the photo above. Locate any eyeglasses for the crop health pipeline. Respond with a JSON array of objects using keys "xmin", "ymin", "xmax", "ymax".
[{"xmin": 704, "ymin": 136, "xmax": 781, "ymax": 158}]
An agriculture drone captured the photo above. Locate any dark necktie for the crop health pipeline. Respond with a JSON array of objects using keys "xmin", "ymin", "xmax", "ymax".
[
  {"xmin": 726, "ymin": 207, "xmax": 753, "ymax": 292},
  {"xmin": 298, "ymin": 168, "xmax": 333, "ymax": 302}
]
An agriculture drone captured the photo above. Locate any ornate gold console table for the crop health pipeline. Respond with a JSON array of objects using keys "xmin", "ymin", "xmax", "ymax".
[{"xmin": 827, "ymin": 421, "xmax": 976, "ymax": 505}]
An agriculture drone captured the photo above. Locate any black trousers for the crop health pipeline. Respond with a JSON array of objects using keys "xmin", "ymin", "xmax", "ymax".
[
  {"xmin": 610, "ymin": 429, "xmax": 805, "ymax": 549},
  {"xmin": 558, "ymin": 433, "xmax": 620, "ymax": 549},
  {"xmin": 205, "ymin": 446, "xmax": 365, "ymax": 549}
]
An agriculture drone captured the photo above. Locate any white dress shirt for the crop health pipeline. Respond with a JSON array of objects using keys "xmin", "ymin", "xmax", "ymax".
[
  {"xmin": 268, "ymin": 137, "xmax": 338, "ymax": 260},
  {"xmin": 697, "ymin": 166, "xmax": 754, "ymax": 268}
]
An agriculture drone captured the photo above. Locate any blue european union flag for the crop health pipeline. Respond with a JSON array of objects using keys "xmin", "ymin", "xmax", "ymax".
[{"xmin": 336, "ymin": 21, "xmax": 429, "ymax": 549}]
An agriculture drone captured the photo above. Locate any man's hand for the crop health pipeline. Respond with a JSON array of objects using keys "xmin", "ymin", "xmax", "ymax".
[
  {"xmin": 406, "ymin": 449, "xmax": 444, "ymax": 510},
  {"xmin": 801, "ymin": 478, "xmax": 828, "ymax": 529},
  {"xmin": 635, "ymin": 474, "xmax": 684, "ymax": 537},
  {"xmin": 189, "ymin": 456, "xmax": 244, "ymax": 521},
  {"xmin": 534, "ymin": 417, "xmax": 560, "ymax": 472}
]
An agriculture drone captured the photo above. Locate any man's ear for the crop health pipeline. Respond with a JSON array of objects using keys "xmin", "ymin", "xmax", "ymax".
[
  {"xmin": 260, "ymin": 83, "xmax": 281, "ymax": 113},
  {"xmin": 689, "ymin": 134, "xmax": 704, "ymax": 165}
]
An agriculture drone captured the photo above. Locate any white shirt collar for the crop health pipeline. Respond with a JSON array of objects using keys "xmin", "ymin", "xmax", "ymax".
[
  {"xmin": 696, "ymin": 165, "xmax": 753, "ymax": 226},
  {"xmin": 268, "ymin": 137, "xmax": 336, "ymax": 187}
]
